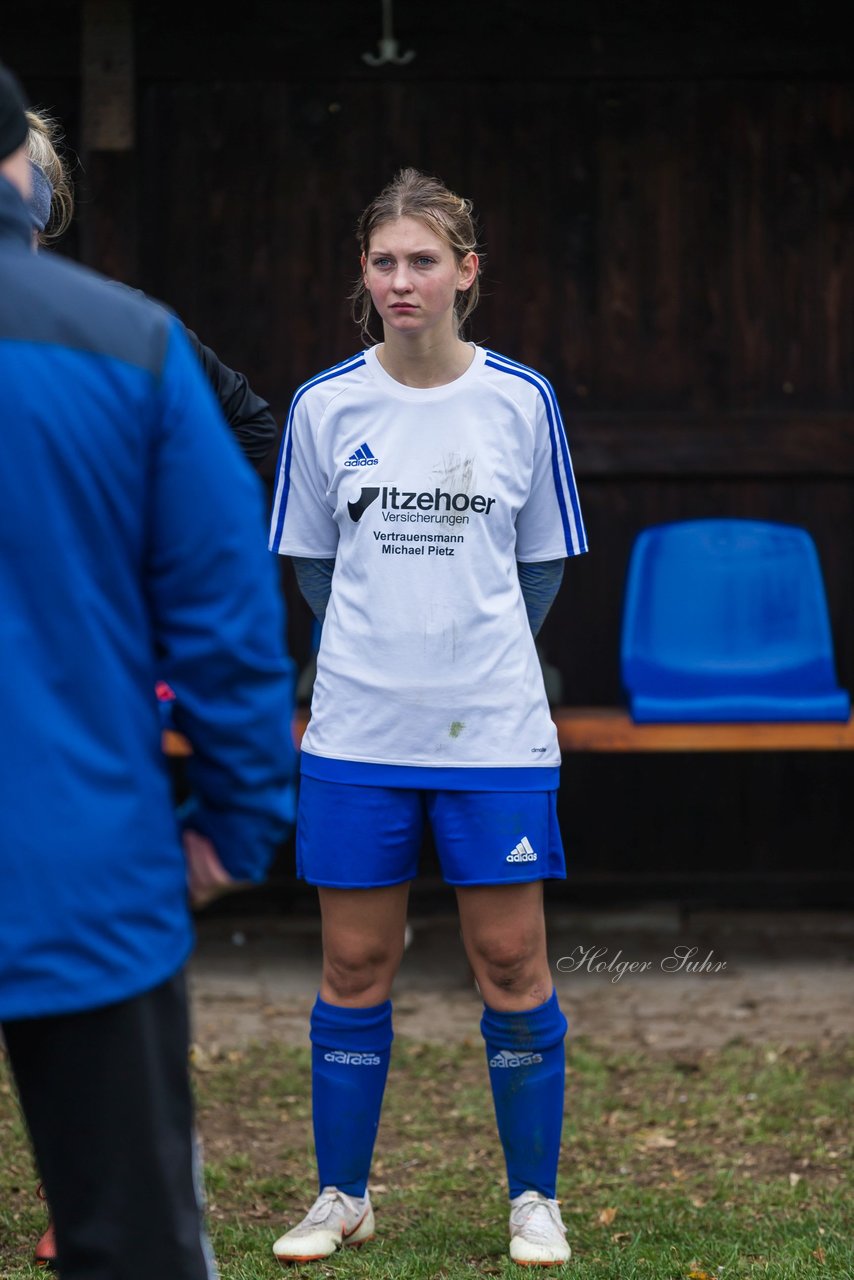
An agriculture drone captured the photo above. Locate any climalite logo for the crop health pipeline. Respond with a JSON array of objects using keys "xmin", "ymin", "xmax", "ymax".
[
  {"xmin": 347, "ymin": 484, "xmax": 496, "ymax": 524},
  {"xmin": 345, "ymin": 442, "xmax": 379, "ymax": 467}
]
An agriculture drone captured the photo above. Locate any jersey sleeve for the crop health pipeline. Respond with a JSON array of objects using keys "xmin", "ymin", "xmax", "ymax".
[
  {"xmin": 269, "ymin": 390, "xmax": 339, "ymax": 558},
  {"xmin": 514, "ymin": 381, "xmax": 587, "ymax": 561}
]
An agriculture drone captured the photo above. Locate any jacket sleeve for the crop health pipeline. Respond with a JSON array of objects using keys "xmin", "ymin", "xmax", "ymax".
[
  {"xmin": 146, "ymin": 319, "xmax": 297, "ymax": 880},
  {"xmin": 184, "ymin": 326, "xmax": 277, "ymax": 470}
]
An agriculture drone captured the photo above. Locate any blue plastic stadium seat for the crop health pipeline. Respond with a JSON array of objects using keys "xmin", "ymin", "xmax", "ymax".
[{"xmin": 620, "ymin": 519, "xmax": 851, "ymax": 724}]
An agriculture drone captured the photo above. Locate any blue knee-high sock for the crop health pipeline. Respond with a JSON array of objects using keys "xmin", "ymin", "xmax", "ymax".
[
  {"xmin": 310, "ymin": 996, "xmax": 393, "ymax": 1197},
  {"xmin": 481, "ymin": 989, "xmax": 567, "ymax": 1200}
]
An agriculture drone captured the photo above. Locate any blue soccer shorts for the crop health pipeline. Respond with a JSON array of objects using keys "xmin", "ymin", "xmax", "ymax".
[{"xmin": 296, "ymin": 777, "xmax": 566, "ymax": 888}]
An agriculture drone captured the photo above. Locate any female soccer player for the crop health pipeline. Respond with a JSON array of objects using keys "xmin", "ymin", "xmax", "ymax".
[{"xmin": 270, "ymin": 167, "xmax": 586, "ymax": 1268}]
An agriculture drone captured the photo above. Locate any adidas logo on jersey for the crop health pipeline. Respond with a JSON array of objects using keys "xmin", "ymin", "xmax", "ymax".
[
  {"xmin": 506, "ymin": 836, "xmax": 537, "ymax": 863},
  {"xmin": 345, "ymin": 442, "xmax": 378, "ymax": 467},
  {"xmin": 489, "ymin": 1049, "xmax": 544, "ymax": 1068},
  {"xmin": 323, "ymin": 1050, "xmax": 382, "ymax": 1066}
]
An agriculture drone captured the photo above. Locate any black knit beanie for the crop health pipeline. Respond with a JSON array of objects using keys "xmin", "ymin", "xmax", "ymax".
[{"xmin": 0, "ymin": 62, "xmax": 29, "ymax": 163}]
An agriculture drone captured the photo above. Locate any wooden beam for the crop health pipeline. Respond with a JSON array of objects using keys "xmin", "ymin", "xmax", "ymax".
[
  {"xmin": 568, "ymin": 414, "xmax": 854, "ymax": 478},
  {"xmin": 553, "ymin": 707, "xmax": 854, "ymax": 752},
  {"xmin": 81, "ymin": 0, "xmax": 134, "ymax": 151},
  {"xmin": 163, "ymin": 706, "xmax": 854, "ymax": 758},
  {"xmin": 78, "ymin": 0, "xmax": 138, "ymax": 282}
]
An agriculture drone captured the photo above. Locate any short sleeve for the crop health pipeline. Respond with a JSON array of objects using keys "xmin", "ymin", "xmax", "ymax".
[
  {"xmin": 514, "ymin": 381, "xmax": 587, "ymax": 561},
  {"xmin": 269, "ymin": 392, "xmax": 339, "ymax": 558}
]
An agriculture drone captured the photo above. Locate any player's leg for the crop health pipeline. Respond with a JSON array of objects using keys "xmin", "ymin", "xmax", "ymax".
[
  {"xmin": 3, "ymin": 971, "xmax": 212, "ymax": 1280},
  {"xmin": 458, "ymin": 881, "xmax": 569, "ymax": 1266},
  {"xmin": 435, "ymin": 789, "xmax": 570, "ymax": 1266},
  {"xmin": 311, "ymin": 881, "xmax": 410, "ymax": 1195},
  {"xmin": 273, "ymin": 778, "xmax": 420, "ymax": 1264}
]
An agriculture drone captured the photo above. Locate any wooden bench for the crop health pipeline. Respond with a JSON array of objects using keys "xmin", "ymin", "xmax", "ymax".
[{"xmin": 163, "ymin": 705, "xmax": 854, "ymax": 758}]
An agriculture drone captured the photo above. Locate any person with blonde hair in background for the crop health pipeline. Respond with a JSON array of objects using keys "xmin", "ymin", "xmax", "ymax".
[{"xmin": 24, "ymin": 108, "xmax": 73, "ymax": 245}]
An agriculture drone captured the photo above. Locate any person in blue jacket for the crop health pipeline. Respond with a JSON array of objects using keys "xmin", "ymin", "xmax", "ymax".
[
  {"xmin": 22, "ymin": 104, "xmax": 285, "ymax": 1270},
  {"xmin": 0, "ymin": 63, "xmax": 297, "ymax": 1280}
]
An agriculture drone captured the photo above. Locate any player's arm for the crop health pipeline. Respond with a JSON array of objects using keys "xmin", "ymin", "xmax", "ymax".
[
  {"xmin": 184, "ymin": 326, "xmax": 277, "ymax": 469},
  {"xmin": 292, "ymin": 556, "xmax": 336, "ymax": 624},
  {"xmin": 517, "ymin": 559, "xmax": 565, "ymax": 637},
  {"xmin": 147, "ymin": 318, "xmax": 297, "ymax": 884}
]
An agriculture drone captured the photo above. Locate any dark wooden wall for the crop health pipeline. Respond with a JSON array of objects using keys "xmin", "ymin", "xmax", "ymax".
[{"xmin": 5, "ymin": 1, "xmax": 853, "ymax": 902}]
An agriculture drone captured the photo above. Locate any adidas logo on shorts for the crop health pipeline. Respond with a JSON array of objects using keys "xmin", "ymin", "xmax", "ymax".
[
  {"xmin": 506, "ymin": 835, "xmax": 537, "ymax": 863},
  {"xmin": 489, "ymin": 1049, "xmax": 544, "ymax": 1068}
]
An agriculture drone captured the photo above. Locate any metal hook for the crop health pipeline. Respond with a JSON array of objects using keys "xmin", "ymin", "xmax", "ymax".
[{"xmin": 362, "ymin": 0, "xmax": 416, "ymax": 66}]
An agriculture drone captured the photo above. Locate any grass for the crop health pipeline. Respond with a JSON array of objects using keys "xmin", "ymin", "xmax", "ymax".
[{"xmin": 1, "ymin": 1038, "xmax": 851, "ymax": 1279}]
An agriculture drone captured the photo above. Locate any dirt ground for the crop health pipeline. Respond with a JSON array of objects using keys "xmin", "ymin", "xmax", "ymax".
[{"xmin": 188, "ymin": 907, "xmax": 854, "ymax": 1054}]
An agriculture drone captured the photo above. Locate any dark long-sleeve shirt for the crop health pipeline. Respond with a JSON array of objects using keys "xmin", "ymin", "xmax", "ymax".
[{"xmin": 184, "ymin": 328, "xmax": 277, "ymax": 469}]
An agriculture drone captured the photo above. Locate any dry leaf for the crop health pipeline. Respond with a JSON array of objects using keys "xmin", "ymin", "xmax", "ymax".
[
  {"xmin": 789, "ymin": 1172, "xmax": 803, "ymax": 1188},
  {"xmin": 611, "ymin": 1231, "xmax": 631, "ymax": 1243},
  {"xmin": 813, "ymin": 1248, "xmax": 826, "ymax": 1264},
  {"xmin": 636, "ymin": 1126, "xmax": 677, "ymax": 1150},
  {"xmin": 596, "ymin": 1206, "xmax": 618, "ymax": 1226},
  {"xmin": 686, "ymin": 1272, "xmax": 717, "ymax": 1280}
]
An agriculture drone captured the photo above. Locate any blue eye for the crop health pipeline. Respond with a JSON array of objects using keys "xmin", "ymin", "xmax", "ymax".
[
  {"xmin": 416, "ymin": 256, "xmax": 436, "ymax": 266},
  {"xmin": 372, "ymin": 257, "xmax": 393, "ymax": 269}
]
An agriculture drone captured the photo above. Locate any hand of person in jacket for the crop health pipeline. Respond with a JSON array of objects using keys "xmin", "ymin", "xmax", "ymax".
[{"xmin": 183, "ymin": 829, "xmax": 246, "ymax": 909}]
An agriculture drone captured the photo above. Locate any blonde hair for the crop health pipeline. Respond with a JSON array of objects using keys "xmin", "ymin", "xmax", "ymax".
[
  {"xmin": 26, "ymin": 108, "xmax": 75, "ymax": 244},
  {"xmin": 352, "ymin": 167, "xmax": 482, "ymax": 343}
]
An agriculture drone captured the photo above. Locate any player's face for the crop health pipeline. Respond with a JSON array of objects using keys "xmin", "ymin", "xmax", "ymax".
[{"xmin": 362, "ymin": 216, "xmax": 478, "ymax": 340}]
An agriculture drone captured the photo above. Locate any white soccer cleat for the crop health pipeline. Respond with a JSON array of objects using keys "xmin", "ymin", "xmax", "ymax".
[
  {"xmin": 509, "ymin": 1191, "xmax": 571, "ymax": 1266},
  {"xmin": 272, "ymin": 1186, "xmax": 375, "ymax": 1264}
]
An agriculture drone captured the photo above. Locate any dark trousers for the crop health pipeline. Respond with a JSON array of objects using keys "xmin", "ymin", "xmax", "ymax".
[{"xmin": 2, "ymin": 970, "xmax": 212, "ymax": 1280}]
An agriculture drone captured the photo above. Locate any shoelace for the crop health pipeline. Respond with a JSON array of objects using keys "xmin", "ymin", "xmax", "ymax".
[
  {"xmin": 511, "ymin": 1197, "xmax": 566, "ymax": 1245},
  {"xmin": 303, "ymin": 1188, "xmax": 366, "ymax": 1228},
  {"xmin": 304, "ymin": 1191, "xmax": 343, "ymax": 1225}
]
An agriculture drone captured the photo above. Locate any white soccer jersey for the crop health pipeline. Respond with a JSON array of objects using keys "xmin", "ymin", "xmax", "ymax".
[{"xmin": 270, "ymin": 344, "xmax": 587, "ymax": 790}]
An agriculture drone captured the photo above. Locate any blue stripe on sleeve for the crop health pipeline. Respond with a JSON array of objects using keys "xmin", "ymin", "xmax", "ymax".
[
  {"xmin": 270, "ymin": 352, "xmax": 366, "ymax": 554},
  {"xmin": 484, "ymin": 352, "xmax": 586, "ymax": 556}
]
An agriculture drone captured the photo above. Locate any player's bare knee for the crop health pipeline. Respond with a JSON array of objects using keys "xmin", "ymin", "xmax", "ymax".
[
  {"xmin": 478, "ymin": 942, "xmax": 534, "ymax": 986},
  {"xmin": 323, "ymin": 944, "xmax": 395, "ymax": 1002},
  {"xmin": 472, "ymin": 928, "xmax": 550, "ymax": 996}
]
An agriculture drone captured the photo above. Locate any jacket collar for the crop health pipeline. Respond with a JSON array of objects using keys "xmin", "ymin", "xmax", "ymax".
[{"xmin": 0, "ymin": 175, "xmax": 35, "ymax": 249}]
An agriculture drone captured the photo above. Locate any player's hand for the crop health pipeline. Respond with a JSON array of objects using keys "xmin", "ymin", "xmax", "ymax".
[{"xmin": 183, "ymin": 828, "xmax": 245, "ymax": 909}]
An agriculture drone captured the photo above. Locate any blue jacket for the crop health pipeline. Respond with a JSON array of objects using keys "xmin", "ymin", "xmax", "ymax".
[{"xmin": 0, "ymin": 177, "xmax": 297, "ymax": 1020}]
